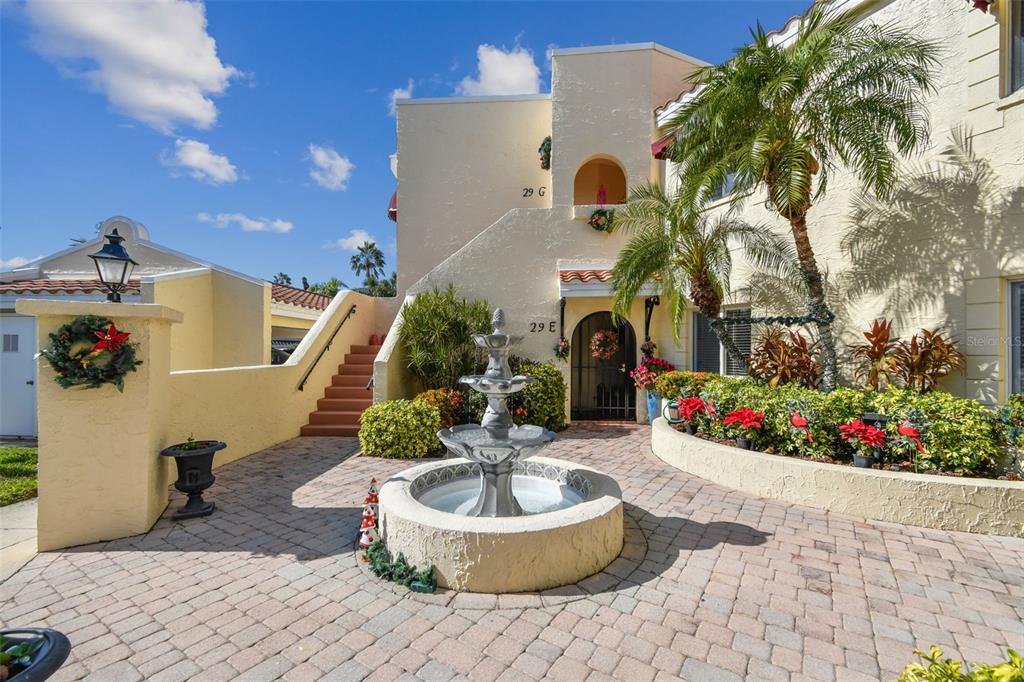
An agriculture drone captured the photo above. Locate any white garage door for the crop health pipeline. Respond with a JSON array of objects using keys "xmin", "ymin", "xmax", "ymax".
[{"xmin": 0, "ymin": 315, "xmax": 38, "ymax": 437}]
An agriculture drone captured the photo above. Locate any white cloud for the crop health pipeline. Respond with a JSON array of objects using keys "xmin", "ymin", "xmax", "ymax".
[
  {"xmin": 165, "ymin": 139, "xmax": 238, "ymax": 184},
  {"xmin": 24, "ymin": 0, "xmax": 238, "ymax": 133},
  {"xmin": 456, "ymin": 45, "xmax": 541, "ymax": 97},
  {"xmin": 388, "ymin": 79, "xmax": 414, "ymax": 116},
  {"xmin": 196, "ymin": 212, "xmax": 293, "ymax": 233},
  {"xmin": 0, "ymin": 256, "xmax": 41, "ymax": 270},
  {"xmin": 323, "ymin": 229, "xmax": 373, "ymax": 251},
  {"xmin": 307, "ymin": 144, "xmax": 354, "ymax": 191}
]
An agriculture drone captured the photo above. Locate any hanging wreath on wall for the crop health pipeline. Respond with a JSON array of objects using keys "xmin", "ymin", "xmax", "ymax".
[
  {"xmin": 538, "ymin": 136, "xmax": 552, "ymax": 170},
  {"xmin": 589, "ymin": 329, "xmax": 620, "ymax": 361},
  {"xmin": 40, "ymin": 315, "xmax": 142, "ymax": 392},
  {"xmin": 588, "ymin": 208, "xmax": 615, "ymax": 232}
]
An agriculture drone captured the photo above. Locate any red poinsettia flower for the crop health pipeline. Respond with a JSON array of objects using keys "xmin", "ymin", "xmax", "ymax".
[
  {"xmin": 93, "ymin": 323, "xmax": 131, "ymax": 353},
  {"xmin": 679, "ymin": 397, "xmax": 706, "ymax": 422},
  {"xmin": 839, "ymin": 419, "xmax": 886, "ymax": 449},
  {"xmin": 898, "ymin": 421, "xmax": 926, "ymax": 454},
  {"xmin": 723, "ymin": 408, "xmax": 764, "ymax": 431}
]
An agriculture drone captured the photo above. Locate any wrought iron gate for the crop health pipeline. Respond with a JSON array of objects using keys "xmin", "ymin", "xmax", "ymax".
[{"xmin": 570, "ymin": 312, "xmax": 636, "ymax": 421}]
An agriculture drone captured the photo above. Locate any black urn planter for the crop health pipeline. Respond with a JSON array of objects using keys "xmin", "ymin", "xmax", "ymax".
[
  {"xmin": 685, "ymin": 422, "xmax": 699, "ymax": 435},
  {"xmin": 736, "ymin": 437, "xmax": 754, "ymax": 451},
  {"xmin": 1, "ymin": 628, "xmax": 71, "ymax": 681},
  {"xmin": 160, "ymin": 440, "xmax": 226, "ymax": 519}
]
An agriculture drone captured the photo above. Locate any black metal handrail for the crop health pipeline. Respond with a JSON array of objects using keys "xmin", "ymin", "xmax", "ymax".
[{"xmin": 297, "ymin": 303, "xmax": 357, "ymax": 391}]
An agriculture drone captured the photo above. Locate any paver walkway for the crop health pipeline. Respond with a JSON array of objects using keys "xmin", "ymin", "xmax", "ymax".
[{"xmin": 2, "ymin": 424, "xmax": 1022, "ymax": 681}]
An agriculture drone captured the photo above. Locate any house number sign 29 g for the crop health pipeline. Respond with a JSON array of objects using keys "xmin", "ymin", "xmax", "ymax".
[{"xmin": 522, "ymin": 187, "xmax": 547, "ymax": 198}]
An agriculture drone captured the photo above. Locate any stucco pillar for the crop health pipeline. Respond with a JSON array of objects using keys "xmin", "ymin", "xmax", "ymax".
[{"xmin": 16, "ymin": 300, "xmax": 183, "ymax": 551}]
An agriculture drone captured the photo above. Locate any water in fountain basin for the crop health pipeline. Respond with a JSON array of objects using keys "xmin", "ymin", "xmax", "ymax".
[{"xmin": 417, "ymin": 476, "xmax": 585, "ymax": 515}]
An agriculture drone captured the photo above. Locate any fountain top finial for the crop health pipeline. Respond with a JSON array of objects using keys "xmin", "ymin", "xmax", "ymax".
[{"xmin": 491, "ymin": 308, "xmax": 505, "ymax": 333}]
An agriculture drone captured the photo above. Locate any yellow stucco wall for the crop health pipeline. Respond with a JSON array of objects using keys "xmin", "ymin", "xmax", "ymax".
[
  {"xmin": 212, "ymin": 270, "xmax": 272, "ymax": 367},
  {"xmin": 21, "ymin": 293, "xmax": 376, "ymax": 549},
  {"xmin": 142, "ymin": 270, "xmax": 215, "ymax": 370}
]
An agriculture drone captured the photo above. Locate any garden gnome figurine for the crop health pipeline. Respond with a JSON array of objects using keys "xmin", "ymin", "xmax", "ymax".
[
  {"xmin": 367, "ymin": 478, "xmax": 379, "ymax": 501},
  {"xmin": 596, "ymin": 183, "xmax": 607, "ymax": 205},
  {"xmin": 358, "ymin": 508, "xmax": 379, "ymax": 548}
]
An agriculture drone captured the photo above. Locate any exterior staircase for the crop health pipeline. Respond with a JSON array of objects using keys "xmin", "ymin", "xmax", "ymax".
[{"xmin": 300, "ymin": 343, "xmax": 379, "ymax": 436}]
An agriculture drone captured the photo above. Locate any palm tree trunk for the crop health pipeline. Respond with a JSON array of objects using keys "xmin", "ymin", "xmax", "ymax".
[
  {"xmin": 788, "ymin": 215, "xmax": 838, "ymax": 391},
  {"xmin": 712, "ymin": 322, "xmax": 750, "ymax": 376}
]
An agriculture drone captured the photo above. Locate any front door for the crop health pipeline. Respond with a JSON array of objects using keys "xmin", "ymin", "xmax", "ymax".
[
  {"xmin": 570, "ymin": 312, "xmax": 636, "ymax": 421},
  {"xmin": 0, "ymin": 315, "xmax": 37, "ymax": 436}
]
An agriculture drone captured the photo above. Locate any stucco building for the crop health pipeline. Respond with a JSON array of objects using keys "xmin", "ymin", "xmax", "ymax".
[{"xmin": 376, "ymin": 0, "xmax": 1024, "ymax": 418}]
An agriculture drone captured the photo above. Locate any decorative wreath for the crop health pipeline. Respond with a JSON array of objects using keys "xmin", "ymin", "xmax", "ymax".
[
  {"xmin": 588, "ymin": 208, "xmax": 615, "ymax": 232},
  {"xmin": 554, "ymin": 337, "xmax": 570, "ymax": 362},
  {"xmin": 40, "ymin": 315, "xmax": 142, "ymax": 392},
  {"xmin": 589, "ymin": 329, "xmax": 620, "ymax": 361},
  {"xmin": 538, "ymin": 136, "xmax": 552, "ymax": 170}
]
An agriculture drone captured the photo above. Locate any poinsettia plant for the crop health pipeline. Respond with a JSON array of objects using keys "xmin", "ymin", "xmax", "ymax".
[
  {"xmin": 678, "ymin": 396, "xmax": 706, "ymax": 422},
  {"xmin": 723, "ymin": 408, "xmax": 764, "ymax": 439},
  {"xmin": 839, "ymin": 419, "xmax": 887, "ymax": 457}
]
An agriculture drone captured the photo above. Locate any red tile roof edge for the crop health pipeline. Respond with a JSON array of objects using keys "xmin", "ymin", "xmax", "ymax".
[{"xmin": 270, "ymin": 283, "xmax": 332, "ymax": 311}]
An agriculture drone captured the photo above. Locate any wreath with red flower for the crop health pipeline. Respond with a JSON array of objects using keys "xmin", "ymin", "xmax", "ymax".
[
  {"xmin": 40, "ymin": 315, "xmax": 142, "ymax": 392},
  {"xmin": 589, "ymin": 329, "xmax": 619, "ymax": 361}
]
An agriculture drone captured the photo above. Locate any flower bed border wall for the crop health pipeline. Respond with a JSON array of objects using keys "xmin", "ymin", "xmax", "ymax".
[{"xmin": 650, "ymin": 418, "xmax": 1024, "ymax": 537}]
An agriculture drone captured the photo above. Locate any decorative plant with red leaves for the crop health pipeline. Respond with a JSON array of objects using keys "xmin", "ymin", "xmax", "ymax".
[
  {"xmin": 892, "ymin": 328, "xmax": 965, "ymax": 393},
  {"xmin": 848, "ymin": 319, "xmax": 899, "ymax": 390},
  {"xmin": 750, "ymin": 327, "xmax": 820, "ymax": 388},
  {"xmin": 839, "ymin": 419, "xmax": 886, "ymax": 457},
  {"xmin": 678, "ymin": 397, "xmax": 706, "ymax": 422},
  {"xmin": 723, "ymin": 408, "xmax": 765, "ymax": 438}
]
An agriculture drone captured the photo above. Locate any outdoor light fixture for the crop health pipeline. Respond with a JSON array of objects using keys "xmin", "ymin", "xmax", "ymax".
[{"xmin": 87, "ymin": 228, "xmax": 137, "ymax": 302}]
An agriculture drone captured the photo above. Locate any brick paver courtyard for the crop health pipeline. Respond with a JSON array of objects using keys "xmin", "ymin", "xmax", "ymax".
[{"xmin": 2, "ymin": 424, "xmax": 1022, "ymax": 681}]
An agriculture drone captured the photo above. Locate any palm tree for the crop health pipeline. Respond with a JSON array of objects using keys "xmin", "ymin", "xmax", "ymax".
[
  {"xmin": 273, "ymin": 272, "xmax": 292, "ymax": 285},
  {"xmin": 664, "ymin": 4, "xmax": 939, "ymax": 391},
  {"xmin": 608, "ymin": 183, "xmax": 788, "ymax": 373},
  {"xmin": 350, "ymin": 241, "xmax": 385, "ymax": 281}
]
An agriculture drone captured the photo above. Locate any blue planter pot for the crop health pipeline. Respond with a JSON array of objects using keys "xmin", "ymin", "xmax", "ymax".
[{"xmin": 646, "ymin": 392, "xmax": 660, "ymax": 424}]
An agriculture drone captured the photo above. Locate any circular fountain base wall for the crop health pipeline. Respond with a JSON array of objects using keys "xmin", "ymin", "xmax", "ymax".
[{"xmin": 378, "ymin": 457, "xmax": 623, "ymax": 593}]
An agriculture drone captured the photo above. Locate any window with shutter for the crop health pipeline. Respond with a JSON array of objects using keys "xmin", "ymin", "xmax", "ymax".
[
  {"xmin": 725, "ymin": 308, "xmax": 752, "ymax": 376},
  {"xmin": 692, "ymin": 312, "xmax": 721, "ymax": 373},
  {"xmin": 2, "ymin": 334, "xmax": 18, "ymax": 353}
]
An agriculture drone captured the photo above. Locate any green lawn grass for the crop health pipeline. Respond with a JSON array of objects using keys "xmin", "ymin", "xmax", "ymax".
[{"xmin": 0, "ymin": 447, "xmax": 37, "ymax": 506}]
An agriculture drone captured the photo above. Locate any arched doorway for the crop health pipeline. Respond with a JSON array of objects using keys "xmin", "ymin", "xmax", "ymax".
[
  {"xmin": 573, "ymin": 156, "xmax": 627, "ymax": 205},
  {"xmin": 571, "ymin": 312, "xmax": 637, "ymax": 421}
]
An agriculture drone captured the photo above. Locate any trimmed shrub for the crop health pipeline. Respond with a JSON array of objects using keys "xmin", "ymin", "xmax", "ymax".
[
  {"xmin": 414, "ymin": 388, "xmax": 463, "ymax": 429},
  {"xmin": 871, "ymin": 388, "xmax": 1004, "ymax": 475},
  {"xmin": 399, "ymin": 284, "xmax": 491, "ymax": 390},
  {"xmin": 653, "ymin": 371, "xmax": 715, "ymax": 400},
  {"xmin": 359, "ymin": 400, "xmax": 441, "ymax": 459},
  {"xmin": 894, "ymin": 646, "xmax": 1023, "ymax": 681},
  {"xmin": 518, "ymin": 362, "xmax": 568, "ymax": 431},
  {"xmin": 682, "ymin": 377, "xmax": 1005, "ymax": 475},
  {"xmin": 999, "ymin": 394, "xmax": 1024, "ymax": 448}
]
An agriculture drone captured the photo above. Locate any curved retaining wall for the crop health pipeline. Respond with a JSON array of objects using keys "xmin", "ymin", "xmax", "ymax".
[{"xmin": 651, "ymin": 418, "xmax": 1024, "ymax": 537}]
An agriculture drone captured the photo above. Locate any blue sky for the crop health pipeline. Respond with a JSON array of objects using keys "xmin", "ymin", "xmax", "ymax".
[{"xmin": 1, "ymin": 1, "xmax": 806, "ymax": 286}]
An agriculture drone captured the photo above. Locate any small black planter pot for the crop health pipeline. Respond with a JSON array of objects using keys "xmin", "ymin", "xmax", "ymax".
[
  {"xmin": 853, "ymin": 453, "xmax": 874, "ymax": 468},
  {"xmin": 736, "ymin": 437, "xmax": 754, "ymax": 451},
  {"xmin": 1, "ymin": 627, "xmax": 71, "ymax": 681},
  {"xmin": 685, "ymin": 423, "xmax": 699, "ymax": 435},
  {"xmin": 160, "ymin": 440, "xmax": 226, "ymax": 519}
]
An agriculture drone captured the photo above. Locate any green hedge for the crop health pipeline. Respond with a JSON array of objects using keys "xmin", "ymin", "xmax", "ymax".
[
  {"xmin": 661, "ymin": 372, "xmax": 1007, "ymax": 476},
  {"xmin": 359, "ymin": 399, "xmax": 441, "ymax": 458},
  {"xmin": 518, "ymin": 362, "xmax": 567, "ymax": 431}
]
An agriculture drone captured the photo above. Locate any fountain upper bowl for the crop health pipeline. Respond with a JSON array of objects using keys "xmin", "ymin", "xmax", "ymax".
[
  {"xmin": 437, "ymin": 423, "xmax": 556, "ymax": 465},
  {"xmin": 459, "ymin": 375, "xmax": 534, "ymax": 395}
]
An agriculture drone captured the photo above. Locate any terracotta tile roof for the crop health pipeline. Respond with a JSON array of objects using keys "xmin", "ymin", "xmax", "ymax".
[
  {"xmin": 0, "ymin": 278, "xmax": 141, "ymax": 295},
  {"xmin": 270, "ymin": 283, "xmax": 332, "ymax": 311},
  {"xmin": 559, "ymin": 269, "xmax": 612, "ymax": 283}
]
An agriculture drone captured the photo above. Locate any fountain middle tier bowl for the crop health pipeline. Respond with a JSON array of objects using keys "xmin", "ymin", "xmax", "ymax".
[
  {"xmin": 437, "ymin": 423, "xmax": 555, "ymax": 465},
  {"xmin": 378, "ymin": 457, "xmax": 624, "ymax": 593},
  {"xmin": 459, "ymin": 374, "xmax": 534, "ymax": 395}
]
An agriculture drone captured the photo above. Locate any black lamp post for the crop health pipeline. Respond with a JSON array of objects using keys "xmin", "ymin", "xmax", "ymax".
[{"xmin": 87, "ymin": 228, "xmax": 137, "ymax": 302}]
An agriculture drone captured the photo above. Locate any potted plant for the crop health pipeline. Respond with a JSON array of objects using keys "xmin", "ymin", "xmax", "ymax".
[
  {"xmin": 0, "ymin": 628, "xmax": 71, "ymax": 681},
  {"xmin": 160, "ymin": 435, "xmax": 226, "ymax": 519},
  {"xmin": 723, "ymin": 408, "xmax": 764, "ymax": 450},
  {"xmin": 627, "ymin": 356, "xmax": 674, "ymax": 424},
  {"xmin": 554, "ymin": 337, "xmax": 570, "ymax": 362},
  {"xmin": 839, "ymin": 419, "xmax": 886, "ymax": 468},
  {"xmin": 678, "ymin": 396, "xmax": 706, "ymax": 435}
]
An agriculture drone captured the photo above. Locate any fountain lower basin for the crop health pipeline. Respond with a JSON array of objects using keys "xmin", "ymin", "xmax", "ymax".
[{"xmin": 379, "ymin": 457, "xmax": 623, "ymax": 593}]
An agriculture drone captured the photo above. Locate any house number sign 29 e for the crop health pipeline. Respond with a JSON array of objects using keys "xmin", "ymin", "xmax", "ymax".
[
  {"xmin": 529, "ymin": 321, "xmax": 556, "ymax": 333},
  {"xmin": 522, "ymin": 187, "xmax": 547, "ymax": 198}
]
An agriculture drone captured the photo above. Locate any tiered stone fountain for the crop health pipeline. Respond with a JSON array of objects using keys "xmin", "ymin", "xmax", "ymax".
[{"xmin": 378, "ymin": 309, "xmax": 623, "ymax": 593}]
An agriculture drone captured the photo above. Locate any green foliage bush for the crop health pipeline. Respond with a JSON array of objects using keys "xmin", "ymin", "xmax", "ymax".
[
  {"xmin": 399, "ymin": 285, "xmax": 491, "ymax": 390},
  {"xmin": 653, "ymin": 371, "xmax": 716, "ymax": 400},
  {"xmin": 677, "ymin": 376, "xmax": 1005, "ymax": 475},
  {"xmin": 359, "ymin": 400, "xmax": 441, "ymax": 459},
  {"xmin": 999, "ymin": 394, "xmax": 1024, "ymax": 448},
  {"xmin": 517, "ymin": 362, "xmax": 568, "ymax": 431},
  {"xmin": 894, "ymin": 646, "xmax": 1023, "ymax": 681}
]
